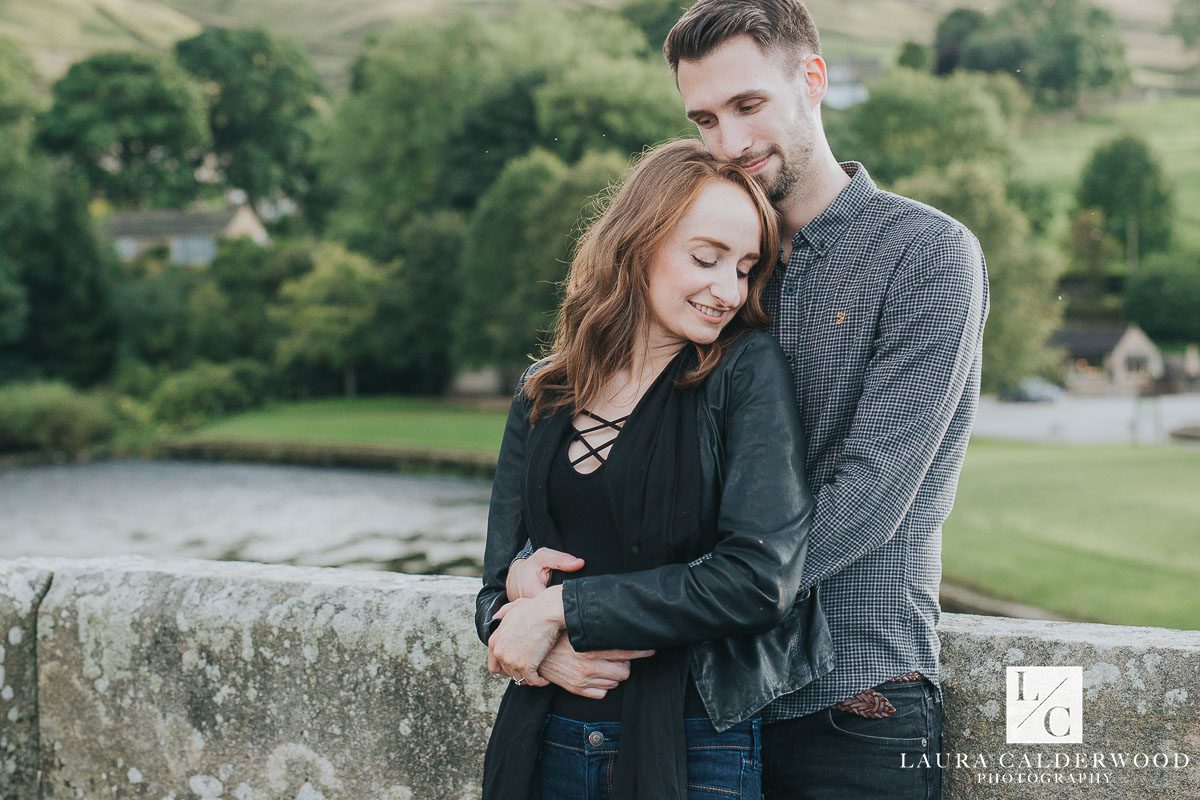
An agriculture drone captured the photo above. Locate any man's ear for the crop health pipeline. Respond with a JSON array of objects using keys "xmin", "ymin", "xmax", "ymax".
[{"xmin": 800, "ymin": 55, "xmax": 828, "ymax": 108}]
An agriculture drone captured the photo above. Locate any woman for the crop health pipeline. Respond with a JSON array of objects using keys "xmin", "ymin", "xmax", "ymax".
[{"xmin": 475, "ymin": 139, "xmax": 833, "ymax": 800}]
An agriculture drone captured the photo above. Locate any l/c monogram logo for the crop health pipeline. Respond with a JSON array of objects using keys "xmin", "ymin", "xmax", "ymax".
[{"xmin": 1006, "ymin": 666, "xmax": 1083, "ymax": 744}]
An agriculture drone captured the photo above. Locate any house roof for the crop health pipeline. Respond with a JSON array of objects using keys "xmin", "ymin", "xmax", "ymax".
[
  {"xmin": 104, "ymin": 207, "xmax": 244, "ymax": 238},
  {"xmin": 1049, "ymin": 324, "xmax": 1129, "ymax": 361}
]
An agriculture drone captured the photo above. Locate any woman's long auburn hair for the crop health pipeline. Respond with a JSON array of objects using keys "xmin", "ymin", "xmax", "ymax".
[{"xmin": 523, "ymin": 138, "xmax": 781, "ymax": 423}]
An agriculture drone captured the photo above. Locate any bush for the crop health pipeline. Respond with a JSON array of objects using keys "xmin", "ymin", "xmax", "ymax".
[
  {"xmin": 149, "ymin": 361, "xmax": 254, "ymax": 428},
  {"xmin": 0, "ymin": 381, "xmax": 117, "ymax": 453},
  {"xmin": 1124, "ymin": 251, "xmax": 1200, "ymax": 343}
]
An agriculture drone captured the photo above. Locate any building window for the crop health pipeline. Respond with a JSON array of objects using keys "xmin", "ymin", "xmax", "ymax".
[{"xmin": 170, "ymin": 236, "xmax": 217, "ymax": 265}]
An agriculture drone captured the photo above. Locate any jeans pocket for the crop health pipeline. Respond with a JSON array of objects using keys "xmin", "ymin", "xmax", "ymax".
[
  {"xmin": 823, "ymin": 706, "xmax": 929, "ymax": 749},
  {"xmin": 687, "ymin": 744, "xmax": 751, "ymax": 799}
]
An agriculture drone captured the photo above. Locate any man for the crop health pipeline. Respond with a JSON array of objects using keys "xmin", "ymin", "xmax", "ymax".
[{"xmin": 495, "ymin": 1, "xmax": 989, "ymax": 796}]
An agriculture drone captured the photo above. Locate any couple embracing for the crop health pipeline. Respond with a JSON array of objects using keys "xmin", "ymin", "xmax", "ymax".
[{"xmin": 474, "ymin": 1, "xmax": 990, "ymax": 798}]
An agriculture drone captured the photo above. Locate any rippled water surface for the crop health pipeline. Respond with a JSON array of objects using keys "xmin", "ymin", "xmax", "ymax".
[{"xmin": 0, "ymin": 460, "xmax": 492, "ymax": 575}]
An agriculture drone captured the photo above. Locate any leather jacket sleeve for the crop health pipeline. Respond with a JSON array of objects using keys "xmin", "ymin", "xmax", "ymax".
[
  {"xmin": 561, "ymin": 334, "xmax": 815, "ymax": 651},
  {"xmin": 474, "ymin": 380, "xmax": 534, "ymax": 644}
]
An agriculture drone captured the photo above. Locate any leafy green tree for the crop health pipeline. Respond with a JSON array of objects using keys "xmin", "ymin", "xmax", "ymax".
[
  {"xmin": 0, "ymin": 161, "xmax": 120, "ymax": 385},
  {"xmin": 834, "ymin": 70, "xmax": 1011, "ymax": 185},
  {"xmin": 0, "ymin": 256, "xmax": 27, "ymax": 346},
  {"xmin": 534, "ymin": 53, "xmax": 686, "ymax": 162},
  {"xmin": 271, "ymin": 242, "xmax": 384, "ymax": 397},
  {"xmin": 371, "ymin": 211, "xmax": 467, "ymax": 393},
  {"xmin": 1076, "ymin": 135, "xmax": 1173, "ymax": 267},
  {"xmin": 325, "ymin": 15, "xmax": 496, "ymax": 259},
  {"xmin": 174, "ymin": 27, "xmax": 324, "ymax": 208},
  {"xmin": 619, "ymin": 0, "xmax": 694, "ymax": 52},
  {"xmin": 113, "ymin": 262, "xmax": 195, "ymax": 368},
  {"xmin": 896, "ymin": 41, "xmax": 932, "ymax": 71},
  {"xmin": 326, "ymin": 6, "xmax": 656, "ymax": 261},
  {"xmin": 933, "ymin": 8, "xmax": 987, "ymax": 74},
  {"xmin": 1124, "ymin": 250, "xmax": 1200, "ymax": 342},
  {"xmin": 958, "ymin": 0, "xmax": 1128, "ymax": 108},
  {"xmin": 455, "ymin": 149, "xmax": 626, "ymax": 378},
  {"xmin": 896, "ymin": 162, "xmax": 1065, "ymax": 392},
  {"xmin": 1171, "ymin": 0, "xmax": 1200, "ymax": 51},
  {"xmin": 38, "ymin": 51, "xmax": 210, "ymax": 208}
]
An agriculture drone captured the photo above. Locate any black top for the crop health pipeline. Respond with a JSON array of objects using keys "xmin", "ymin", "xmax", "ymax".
[{"xmin": 546, "ymin": 408, "xmax": 706, "ymax": 721}]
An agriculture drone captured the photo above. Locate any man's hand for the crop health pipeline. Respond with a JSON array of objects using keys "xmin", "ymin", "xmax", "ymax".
[
  {"xmin": 538, "ymin": 638, "xmax": 654, "ymax": 699},
  {"xmin": 506, "ymin": 547, "xmax": 584, "ymax": 601},
  {"xmin": 488, "ymin": 585, "xmax": 567, "ymax": 686}
]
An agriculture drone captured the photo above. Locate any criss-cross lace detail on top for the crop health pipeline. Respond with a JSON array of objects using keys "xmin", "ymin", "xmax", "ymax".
[{"xmin": 567, "ymin": 409, "xmax": 630, "ymax": 474}]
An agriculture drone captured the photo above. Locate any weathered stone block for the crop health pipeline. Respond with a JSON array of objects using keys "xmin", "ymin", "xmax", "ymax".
[
  {"xmin": 940, "ymin": 614, "xmax": 1200, "ymax": 798},
  {"xmin": 0, "ymin": 560, "xmax": 54, "ymax": 799},
  {"xmin": 35, "ymin": 557, "xmax": 504, "ymax": 800}
]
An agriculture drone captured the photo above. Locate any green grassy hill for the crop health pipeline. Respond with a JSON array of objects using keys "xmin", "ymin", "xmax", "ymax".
[{"xmin": 3, "ymin": 0, "xmax": 1190, "ymax": 91}]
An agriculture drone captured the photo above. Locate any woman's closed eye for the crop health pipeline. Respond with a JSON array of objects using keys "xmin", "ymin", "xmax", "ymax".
[{"xmin": 692, "ymin": 254, "xmax": 717, "ymax": 268}]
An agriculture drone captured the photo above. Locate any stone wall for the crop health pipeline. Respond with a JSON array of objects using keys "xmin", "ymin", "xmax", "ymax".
[{"xmin": 1, "ymin": 556, "xmax": 1196, "ymax": 799}]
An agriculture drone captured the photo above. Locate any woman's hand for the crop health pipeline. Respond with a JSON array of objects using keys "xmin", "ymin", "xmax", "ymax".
[
  {"xmin": 488, "ymin": 585, "xmax": 567, "ymax": 686},
  {"xmin": 505, "ymin": 548, "xmax": 584, "ymax": 601},
  {"xmin": 538, "ymin": 639, "xmax": 655, "ymax": 698}
]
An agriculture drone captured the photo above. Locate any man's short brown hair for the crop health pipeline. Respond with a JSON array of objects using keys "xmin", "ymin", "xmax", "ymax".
[{"xmin": 664, "ymin": 0, "xmax": 821, "ymax": 75}]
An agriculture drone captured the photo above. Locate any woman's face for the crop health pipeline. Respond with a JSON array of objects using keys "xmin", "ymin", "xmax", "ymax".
[{"xmin": 646, "ymin": 179, "xmax": 763, "ymax": 347}]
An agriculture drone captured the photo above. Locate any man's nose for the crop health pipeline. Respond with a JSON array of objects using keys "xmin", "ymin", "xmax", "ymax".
[{"xmin": 715, "ymin": 118, "xmax": 753, "ymax": 162}]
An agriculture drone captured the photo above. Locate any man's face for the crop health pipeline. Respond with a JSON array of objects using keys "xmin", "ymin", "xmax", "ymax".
[{"xmin": 677, "ymin": 35, "xmax": 819, "ymax": 204}]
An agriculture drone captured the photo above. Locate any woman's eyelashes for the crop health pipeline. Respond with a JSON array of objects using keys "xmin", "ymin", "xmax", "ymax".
[{"xmin": 691, "ymin": 253, "xmax": 717, "ymax": 268}]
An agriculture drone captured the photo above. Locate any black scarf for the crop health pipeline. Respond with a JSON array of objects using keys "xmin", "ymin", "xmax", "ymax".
[{"xmin": 482, "ymin": 348, "xmax": 704, "ymax": 800}]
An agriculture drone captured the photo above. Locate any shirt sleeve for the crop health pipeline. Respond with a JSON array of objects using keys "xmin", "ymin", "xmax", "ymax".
[
  {"xmin": 799, "ymin": 221, "xmax": 989, "ymax": 589},
  {"xmin": 474, "ymin": 373, "xmax": 535, "ymax": 644}
]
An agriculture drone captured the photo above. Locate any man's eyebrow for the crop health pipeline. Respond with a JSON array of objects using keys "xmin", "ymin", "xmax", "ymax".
[{"xmin": 685, "ymin": 90, "xmax": 768, "ymax": 121}]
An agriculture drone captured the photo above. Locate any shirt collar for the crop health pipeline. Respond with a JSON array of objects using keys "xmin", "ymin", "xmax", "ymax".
[{"xmin": 794, "ymin": 162, "xmax": 877, "ymax": 257}]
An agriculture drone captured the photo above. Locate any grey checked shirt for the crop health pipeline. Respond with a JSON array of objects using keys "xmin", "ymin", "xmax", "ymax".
[{"xmin": 761, "ymin": 162, "xmax": 988, "ymax": 720}]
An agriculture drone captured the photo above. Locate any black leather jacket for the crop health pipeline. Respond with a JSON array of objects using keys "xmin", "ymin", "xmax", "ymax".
[{"xmin": 476, "ymin": 330, "xmax": 834, "ymax": 731}]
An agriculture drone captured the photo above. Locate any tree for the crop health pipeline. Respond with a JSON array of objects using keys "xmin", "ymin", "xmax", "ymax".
[
  {"xmin": 1124, "ymin": 251, "xmax": 1200, "ymax": 342},
  {"xmin": 895, "ymin": 162, "xmax": 1065, "ymax": 392},
  {"xmin": 896, "ymin": 41, "xmax": 932, "ymax": 71},
  {"xmin": 0, "ymin": 256, "xmax": 27, "ymax": 347},
  {"xmin": 933, "ymin": 8, "xmax": 987, "ymax": 74},
  {"xmin": 455, "ymin": 149, "xmax": 626, "ymax": 378},
  {"xmin": 325, "ymin": 15, "xmax": 496, "ymax": 260},
  {"xmin": 534, "ymin": 53, "xmax": 687, "ymax": 163},
  {"xmin": 370, "ymin": 211, "xmax": 467, "ymax": 393},
  {"xmin": 0, "ymin": 163, "xmax": 120, "ymax": 384},
  {"xmin": 1076, "ymin": 135, "xmax": 1174, "ymax": 267},
  {"xmin": 271, "ymin": 242, "xmax": 384, "ymax": 397},
  {"xmin": 174, "ymin": 27, "xmax": 324, "ymax": 209},
  {"xmin": 619, "ymin": 0, "xmax": 694, "ymax": 53},
  {"xmin": 957, "ymin": 0, "xmax": 1128, "ymax": 108},
  {"xmin": 834, "ymin": 70, "xmax": 1012, "ymax": 186},
  {"xmin": 1171, "ymin": 0, "xmax": 1200, "ymax": 51},
  {"xmin": 38, "ymin": 51, "xmax": 210, "ymax": 208}
]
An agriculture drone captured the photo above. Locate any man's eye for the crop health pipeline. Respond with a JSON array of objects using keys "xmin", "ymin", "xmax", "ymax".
[
  {"xmin": 692, "ymin": 255, "xmax": 716, "ymax": 268},
  {"xmin": 739, "ymin": 103, "xmax": 762, "ymax": 113}
]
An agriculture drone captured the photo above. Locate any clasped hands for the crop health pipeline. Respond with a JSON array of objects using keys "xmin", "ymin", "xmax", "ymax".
[{"xmin": 487, "ymin": 547, "xmax": 653, "ymax": 697}]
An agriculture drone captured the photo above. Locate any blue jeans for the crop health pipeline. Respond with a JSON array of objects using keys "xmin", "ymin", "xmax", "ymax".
[
  {"xmin": 762, "ymin": 678, "xmax": 944, "ymax": 800},
  {"xmin": 539, "ymin": 714, "xmax": 763, "ymax": 800}
]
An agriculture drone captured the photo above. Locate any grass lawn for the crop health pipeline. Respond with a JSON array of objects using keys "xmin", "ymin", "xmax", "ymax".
[
  {"xmin": 187, "ymin": 398, "xmax": 1200, "ymax": 630},
  {"xmin": 945, "ymin": 439, "xmax": 1200, "ymax": 630},
  {"xmin": 182, "ymin": 396, "xmax": 507, "ymax": 455},
  {"xmin": 1015, "ymin": 94, "xmax": 1200, "ymax": 248}
]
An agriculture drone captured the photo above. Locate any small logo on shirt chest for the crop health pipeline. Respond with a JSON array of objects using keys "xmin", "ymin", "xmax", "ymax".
[{"xmin": 836, "ymin": 311, "xmax": 847, "ymax": 326}]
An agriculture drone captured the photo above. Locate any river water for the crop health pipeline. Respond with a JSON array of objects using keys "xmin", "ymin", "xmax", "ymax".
[{"xmin": 0, "ymin": 459, "xmax": 492, "ymax": 575}]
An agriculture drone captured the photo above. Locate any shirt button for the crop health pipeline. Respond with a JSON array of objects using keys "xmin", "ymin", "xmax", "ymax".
[
  {"xmin": 631, "ymin": 545, "xmax": 640, "ymax": 555},
  {"xmin": 785, "ymin": 354, "xmax": 793, "ymax": 362},
  {"xmin": 588, "ymin": 731, "xmax": 605, "ymax": 746},
  {"xmin": 783, "ymin": 285, "xmax": 798, "ymax": 296}
]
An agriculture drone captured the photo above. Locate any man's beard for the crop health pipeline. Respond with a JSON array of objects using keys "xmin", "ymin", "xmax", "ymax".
[{"xmin": 763, "ymin": 133, "xmax": 814, "ymax": 204}]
